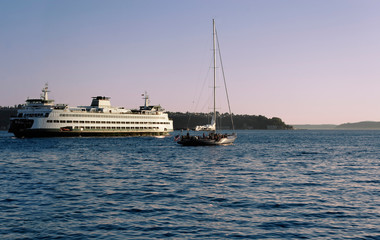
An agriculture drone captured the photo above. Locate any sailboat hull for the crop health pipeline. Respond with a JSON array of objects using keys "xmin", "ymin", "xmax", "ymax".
[{"xmin": 177, "ymin": 134, "xmax": 236, "ymax": 146}]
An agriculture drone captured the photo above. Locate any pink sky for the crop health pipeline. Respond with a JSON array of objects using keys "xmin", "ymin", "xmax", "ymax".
[{"xmin": 1, "ymin": 0, "xmax": 380, "ymax": 124}]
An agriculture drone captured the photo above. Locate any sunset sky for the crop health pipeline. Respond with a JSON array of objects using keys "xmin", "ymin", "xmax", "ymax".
[{"xmin": 1, "ymin": 0, "xmax": 380, "ymax": 124}]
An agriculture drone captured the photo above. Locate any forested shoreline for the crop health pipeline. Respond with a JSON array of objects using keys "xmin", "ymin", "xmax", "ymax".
[
  {"xmin": 0, "ymin": 108, "xmax": 17, "ymax": 130},
  {"xmin": 0, "ymin": 107, "xmax": 293, "ymax": 130},
  {"xmin": 168, "ymin": 112, "xmax": 293, "ymax": 130}
]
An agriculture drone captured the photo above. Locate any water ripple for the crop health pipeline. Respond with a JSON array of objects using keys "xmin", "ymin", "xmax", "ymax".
[{"xmin": 0, "ymin": 130, "xmax": 379, "ymax": 239}]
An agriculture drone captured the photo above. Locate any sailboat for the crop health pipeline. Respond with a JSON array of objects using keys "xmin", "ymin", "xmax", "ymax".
[{"xmin": 177, "ymin": 19, "xmax": 237, "ymax": 146}]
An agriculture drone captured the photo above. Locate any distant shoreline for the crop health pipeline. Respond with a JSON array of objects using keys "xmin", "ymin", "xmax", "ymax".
[{"xmin": 292, "ymin": 121, "xmax": 380, "ymax": 130}]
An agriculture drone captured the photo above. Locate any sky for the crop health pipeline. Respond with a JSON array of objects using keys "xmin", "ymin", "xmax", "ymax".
[{"xmin": 1, "ymin": 0, "xmax": 380, "ymax": 124}]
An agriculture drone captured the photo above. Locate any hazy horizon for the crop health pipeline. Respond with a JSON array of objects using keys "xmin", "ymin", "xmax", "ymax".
[{"xmin": 2, "ymin": 0, "xmax": 380, "ymax": 125}]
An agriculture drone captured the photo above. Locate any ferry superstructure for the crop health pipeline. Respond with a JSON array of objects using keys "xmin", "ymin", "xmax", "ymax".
[{"xmin": 9, "ymin": 85, "xmax": 173, "ymax": 138}]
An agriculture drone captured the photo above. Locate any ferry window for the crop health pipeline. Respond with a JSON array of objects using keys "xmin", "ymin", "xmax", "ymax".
[
  {"xmin": 85, "ymin": 121, "xmax": 90, "ymax": 123},
  {"xmin": 54, "ymin": 120, "xmax": 59, "ymax": 123},
  {"xmin": 116, "ymin": 122, "xmax": 120, "ymax": 124},
  {"xmin": 101, "ymin": 121, "xmax": 106, "ymax": 124},
  {"xmin": 91, "ymin": 121, "xmax": 95, "ymax": 123},
  {"xmin": 47, "ymin": 120, "xmax": 52, "ymax": 123},
  {"xmin": 96, "ymin": 121, "xmax": 100, "ymax": 124},
  {"xmin": 73, "ymin": 121, "xmax": 79, "ymax": 123},
  {"xmin": 67, "ymin": 120, "xmax": 72, "ymax": 123},
  {"xmin": 111, "ymin": 121, "xmax": 116, "ymax": 124}
]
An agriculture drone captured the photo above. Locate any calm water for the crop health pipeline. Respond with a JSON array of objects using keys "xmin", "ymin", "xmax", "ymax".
[{"xmin": 0, "ymin": 130, "xmax": 379, "ymax": 239}]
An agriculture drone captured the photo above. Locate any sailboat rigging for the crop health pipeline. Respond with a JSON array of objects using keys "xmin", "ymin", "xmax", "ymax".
[{"xmin": 177, "ymin": 19, "xmax": 237, "ymax": 146}]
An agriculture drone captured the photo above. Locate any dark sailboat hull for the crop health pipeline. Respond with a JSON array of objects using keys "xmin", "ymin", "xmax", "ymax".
[{"xmin": 177, "ymin": 134, "xmax": 236, "ymax": 146}]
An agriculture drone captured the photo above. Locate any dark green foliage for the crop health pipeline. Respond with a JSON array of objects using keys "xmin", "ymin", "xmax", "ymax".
[
  {"xmin": 168, "ymin": 112, "xmax": 293, "ymax": 130},
  {"xmin": 0, "ymin": 108, "xmax": 17, "ymax": 130}
]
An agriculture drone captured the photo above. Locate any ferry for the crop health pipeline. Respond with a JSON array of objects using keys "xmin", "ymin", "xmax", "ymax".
[{"xmin": 9, "ymin": 85, "xmax": 173, "ymax": 138}]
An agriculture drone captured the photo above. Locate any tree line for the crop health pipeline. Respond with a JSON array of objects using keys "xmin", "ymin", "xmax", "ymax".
[
  {"xmin": 168, "ymin": 112, "xmax": 293, "ymax": 130},
  {"xmin": 0, "ymin": 108, "xmax": 17, "ymax": 130}
]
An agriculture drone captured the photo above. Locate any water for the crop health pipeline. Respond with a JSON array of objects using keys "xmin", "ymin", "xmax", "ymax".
[{"xmin": 0, "ymin": 130, "xmax": 379, "ymax": 239}]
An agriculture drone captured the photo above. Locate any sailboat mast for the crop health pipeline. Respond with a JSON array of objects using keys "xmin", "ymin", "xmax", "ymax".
[{"xmin": 213, "ymin": 19, "xmax": 217, "ymax": 132}]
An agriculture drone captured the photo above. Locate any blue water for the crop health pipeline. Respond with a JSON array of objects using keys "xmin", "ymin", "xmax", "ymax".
[{"xmin": 0, "ymin": 130, "xmax": 379, "ymax": 239}]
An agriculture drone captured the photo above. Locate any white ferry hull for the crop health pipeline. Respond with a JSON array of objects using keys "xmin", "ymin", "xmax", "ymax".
[
  {"xmin": 9, "ymin": 112, "xmax": 173, "ymax": 138},
  {"xmin": 10, "ymin": 127, "xmax": 170, "ymax": 138}
]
